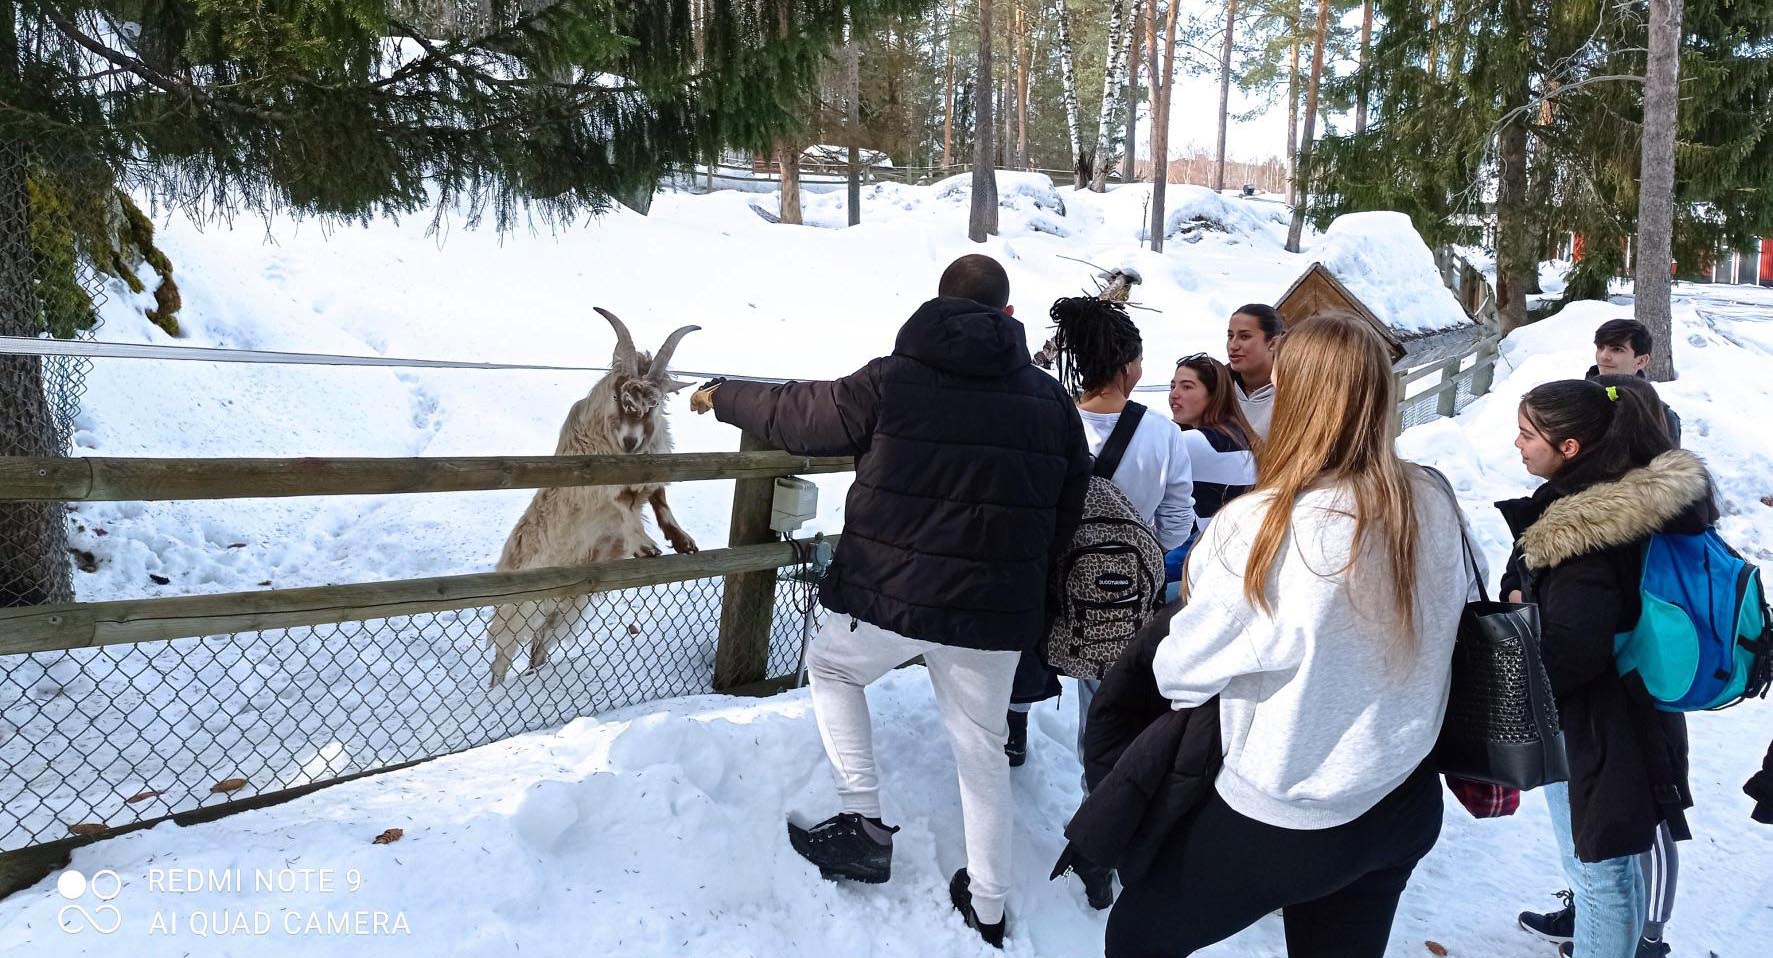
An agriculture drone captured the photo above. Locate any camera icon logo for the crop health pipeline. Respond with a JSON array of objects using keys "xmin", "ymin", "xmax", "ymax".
[{"xmin": 56, "ymin": 869, "xmax": 122, "ymax": 934}]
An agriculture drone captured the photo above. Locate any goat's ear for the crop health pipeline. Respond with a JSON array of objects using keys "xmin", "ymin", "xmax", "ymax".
[{"xmin": 664, "ymin": 378, "xmax": 697, "ymax": 394}]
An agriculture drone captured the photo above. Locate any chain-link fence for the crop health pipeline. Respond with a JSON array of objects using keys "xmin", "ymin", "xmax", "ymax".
[
  {"xmin": 0, "ymin": 135, "xmax": 105, "ymax": 607},
  {"xmin": 1396, "ymin": 345, "xmax": 1499, "ymax": 432},
  {"xmin": 0, "ymin": 563, "xmax": 825, "ymax": 851}
]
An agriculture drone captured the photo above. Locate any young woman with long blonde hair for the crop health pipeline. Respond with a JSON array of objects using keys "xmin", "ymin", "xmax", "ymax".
[{"xmin": 1105, "ymin": 313, "xmax": 1482, "ymax": 958}]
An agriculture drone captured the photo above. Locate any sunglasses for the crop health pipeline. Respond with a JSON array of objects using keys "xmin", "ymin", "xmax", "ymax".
[{"xmin": 1174, "ymin": 352, "xmax": 1211, "ymax": 368}]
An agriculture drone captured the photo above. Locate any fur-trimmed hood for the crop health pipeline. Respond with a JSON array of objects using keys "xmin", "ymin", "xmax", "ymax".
[{"xmin": 1517, "ymin": 449, "xmax": 1713, "ymax": 570}]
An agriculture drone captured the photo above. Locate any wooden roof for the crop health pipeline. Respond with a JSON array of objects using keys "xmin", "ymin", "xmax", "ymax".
[{"xmin": 1273, "ymin": 262, "xmax": 1485, "ymax": 369}]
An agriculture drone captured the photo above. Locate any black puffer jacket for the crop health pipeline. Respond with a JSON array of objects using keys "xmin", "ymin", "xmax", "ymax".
[
  {"xmin": 713, "ymin": 296, "xmax": 1091, "ymax": 652},
  {"xmin": 1498, "ymin": 449, "xmax": 1715, "ymax": 862}
]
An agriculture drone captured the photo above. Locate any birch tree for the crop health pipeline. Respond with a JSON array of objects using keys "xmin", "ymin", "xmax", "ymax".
[
  {"xmin": 1056, "ymin": 0, "xmax": 1085, "ymax": 187},
  {"xmin": 1089, "ymin": 0, "xmax": 1135, "ymax": 191}
]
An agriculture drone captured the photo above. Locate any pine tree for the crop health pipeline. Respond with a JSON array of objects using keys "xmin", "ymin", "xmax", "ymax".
[{"xmin": 0, "ymin": 0, "xmax": 926, "ymax": 605}]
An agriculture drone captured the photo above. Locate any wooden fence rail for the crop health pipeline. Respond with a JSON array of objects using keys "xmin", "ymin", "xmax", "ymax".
[
  {"xmin": 0, "ymin": 536, "xmax": 835, "ymax": 656},
  {"xmin": 0, "ymin": 450, "xmax": 853, "ymax": 502}
]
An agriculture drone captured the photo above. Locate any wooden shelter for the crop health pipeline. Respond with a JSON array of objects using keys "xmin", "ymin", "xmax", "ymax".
[{"xmin": 1273, "ymin": 262, "xmax": 1487, "ymax": 370}]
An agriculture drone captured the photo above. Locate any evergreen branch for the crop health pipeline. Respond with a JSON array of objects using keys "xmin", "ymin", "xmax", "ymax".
[{"xmin": 44, "ymin": 11, "xmax": 286, "ymax": 124}]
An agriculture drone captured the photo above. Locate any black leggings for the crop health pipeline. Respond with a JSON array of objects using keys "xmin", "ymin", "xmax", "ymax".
[{"xmin": 1105, "ymin": 763, "xmax": 1443, "ymax": 958}]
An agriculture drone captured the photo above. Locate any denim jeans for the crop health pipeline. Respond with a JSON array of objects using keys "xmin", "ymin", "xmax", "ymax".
[
  {"xmin": 1545, "ymin": 781, "xmax": 1646, "ymax": 958},
  {"xmin": 1075, "ymin": 677, "xmax": 1101, "ymax": 794}
]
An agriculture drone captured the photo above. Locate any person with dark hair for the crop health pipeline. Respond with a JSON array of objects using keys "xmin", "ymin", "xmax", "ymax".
[
  {"xmin": 1164, "ymin": 353, "xmax": 1258, "ymax": 592},
  {"xmin": 1226, "ymin": 304, "xmax": 1284, "ymax": 438},
  {"xmin": 692, "ymin": 253, "xmax": 1091, "ymax": 948},
  {"xmin": 1006, "ymin": 295, "xmax": 1193, "ymax": 910},
  {"xmin": 1586, "ymin": 318, "xmax": 1682, "ymax": 446},
  {"xmin": 1499, "ymin": 375, "xmax": 1714, "ymax": 958},
  {"xmin": 938, "ymin": 253, "xmax": 1013, "ymax": 311}
]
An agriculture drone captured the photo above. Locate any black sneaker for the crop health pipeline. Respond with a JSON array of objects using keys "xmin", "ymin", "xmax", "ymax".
[
  {"xmin": 949, "ymin": 868, "xmax": 1006, "ymax": 949},
  {"xmin": 1519, "ymin": 889, "xmax": 1576, "ymax": 944},
  {"xmin": 1073, "ymin": 855, "xmax": 1116, "ymax": 910},
  {"xmin": 787, "ymin": 813, "xmax": 897, "ymax": 884},
  {"xmin": 1005, "ymin": 710, "xmax": 1028, "ymax": 768},
  {"xmin": 1637, "ymin": 938, "xmax": 1671, "ymax": 958}
]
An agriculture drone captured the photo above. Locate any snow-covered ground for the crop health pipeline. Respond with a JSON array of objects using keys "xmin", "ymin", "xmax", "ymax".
[{"xmin": 2, "ymin": 177, "xmax": 1772, "ymax": 954}]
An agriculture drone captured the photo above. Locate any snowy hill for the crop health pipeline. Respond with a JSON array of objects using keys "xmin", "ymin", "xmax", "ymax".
[{"xmin": 4, "ymin": 177, "xmax": 1772, "ymax": 955}]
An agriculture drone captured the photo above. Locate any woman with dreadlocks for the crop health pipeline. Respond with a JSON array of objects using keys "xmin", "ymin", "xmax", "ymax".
[{"xmin": 1007, "ymin": 295, "xmax": 1195, "ymax": 911}]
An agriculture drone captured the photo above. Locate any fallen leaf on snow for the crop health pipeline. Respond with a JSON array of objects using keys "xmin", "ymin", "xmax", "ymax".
[
  {"xmin": 1426, "ymin": 942, "xmax": 1449, "ymax": 957},
  {"xmin": 125, "ymin": 789, "xmax": 162, "ymax": 804},
  {"xmin": 210, "ymin": 777, "xmax": 248, "ymax": 794},
  {"xmin": 68, "ymin": 823, "xmax": 107, "ymax": 837},
  {"xmin": 373, "ymin": 828, "xmax": 404, "ymax": 845}
]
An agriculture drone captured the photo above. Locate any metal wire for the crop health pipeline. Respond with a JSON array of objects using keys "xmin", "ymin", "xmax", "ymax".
[{"xmin": 0, "ymin": 565, "xmax": 823, "ymax": 851}]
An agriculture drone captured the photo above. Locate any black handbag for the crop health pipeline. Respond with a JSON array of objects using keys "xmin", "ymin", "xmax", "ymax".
[{"xmin": 1432, "ymin": 501, "xmax": 1569, "ymax": 790}]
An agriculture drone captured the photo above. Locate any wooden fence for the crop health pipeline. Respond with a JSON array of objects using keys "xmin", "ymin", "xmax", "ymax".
[{"xmin": 0, "ymin": 447, "xmax": 854, "ymax": 894}]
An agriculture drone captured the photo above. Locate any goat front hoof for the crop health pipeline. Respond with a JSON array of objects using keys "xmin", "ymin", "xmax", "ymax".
[
  {"xmin": 634, "ymin": 543, "xmax": 662, "ymax": 559},
  {"xmin": 669, "ymin": 536, "xmax": 699, "ymax": 555}
]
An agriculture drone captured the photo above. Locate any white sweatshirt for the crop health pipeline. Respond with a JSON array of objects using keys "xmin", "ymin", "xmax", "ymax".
[
  {"xmin": 1236, "ymin": 381, "xmax": 1275, "ymax": 439},
  {"xmin": 1078, "ymin": 407, "xmax": 1196, "ymax": 552},
  {"xmin": 1152, "ymin": 467, "xmax": 1482, "ymax": 829}
]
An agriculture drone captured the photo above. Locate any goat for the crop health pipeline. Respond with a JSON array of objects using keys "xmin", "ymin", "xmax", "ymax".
[{"xmin": 487, "ymin": 308, "xmax": 701, "ymax": 687}]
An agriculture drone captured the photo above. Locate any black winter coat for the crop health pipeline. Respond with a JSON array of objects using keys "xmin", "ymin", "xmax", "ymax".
[
  {"xmin": 1497, "ymin": 449, "xmax": 1714, "ymax": 862},
  {"xmin": 713, "ymin": 296, "xmax": 1092, "ymax": 653},
  {"xmin": 1054, "ymin": 600, "xmax": 1222, "ymax": 889}
]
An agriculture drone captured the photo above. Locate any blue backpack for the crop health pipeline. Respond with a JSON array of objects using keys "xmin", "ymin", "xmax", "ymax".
[{"xmin": 1616, "ymin": 530, "xmax": 1773, "ymax": 712}]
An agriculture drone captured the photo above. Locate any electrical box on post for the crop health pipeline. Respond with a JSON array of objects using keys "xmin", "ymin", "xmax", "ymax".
[{"xmin": 770, "ymin": 477, "xmax": 819, "ymax": 535}]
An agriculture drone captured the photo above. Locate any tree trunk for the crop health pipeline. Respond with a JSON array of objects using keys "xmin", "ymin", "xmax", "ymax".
[
  {"xmin": 970, "ymin": 0, "xmax": 999, "ymax": 240},
  {"xmin": 1635, "ymin": 0, "xmax": 1682, "ymax": 381},
  {"xmin": 1120, "ymin": 1, "xmax": 1143, "ymax": 183},
  {"xmin": 1056, "ymin": 0, "xmax": 1084, "ymax": 187},
  {"xmin": 845, "ymin": 12, "xmax": 861, "ymax": 226},
  {"xmin": 776, "ymin": 141, "xmax": 803, "ymax": 225},
  {"xmin": 943, "ymin": 0, "xmax": 958, "ymax": 167},
  {"xmin": 1090, "ymin": 0, "xmax": 1132, "ymax": 191},
  {"xmin": 1150, "ymin": 0, "xmax": 1181, "ymax": 252},
  {"xmin": 1285, "ymin": 3, "xmax": 1299, "ymax": 196},
  {"xmin": 1495, "ymin": 115, "xmax": 1531, "ymax": 333},
  {"xmin": 1146, "ymin": 3, "xmax": 1159, "ymax": 182},
  {"xmin": 1015, "ymin": 0, "xmax": 1030, "ymax": 168},
  {"xmin": 1285, "ymin": 0, "xmax": 1330, "ymax": 253},
  {"xmin": 0, "ymin": 5, "xmax": 73, "ymax": 607},
  {"xmin": 1355, "ymin": 0, "xmax": 1372, "ymax": 133},
  {"xmin": 1214, "ymin": 0, "xmax": 1237, "ymax": 191}
]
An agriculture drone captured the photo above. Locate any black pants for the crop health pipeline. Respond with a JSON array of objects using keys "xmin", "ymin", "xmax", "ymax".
[{"xmin": 1105, "ymin": 763, "xmax": 1443, "ymax": 958}]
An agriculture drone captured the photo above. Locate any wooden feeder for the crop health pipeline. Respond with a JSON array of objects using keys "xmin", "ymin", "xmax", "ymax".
[{"xmin": 1273, "ymin": 262, "xmax": 1486, "ymax": 370}]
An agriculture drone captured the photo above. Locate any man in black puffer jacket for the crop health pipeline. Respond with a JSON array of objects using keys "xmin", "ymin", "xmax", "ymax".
[{"xmin": 694, "ymin": 254, "xmax": 1091, "ymax": 948}]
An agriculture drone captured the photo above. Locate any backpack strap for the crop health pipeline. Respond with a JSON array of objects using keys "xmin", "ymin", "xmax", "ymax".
[{"xmin": 1094, "ymin": 402, "xmax": 1147, "ymax": 481}]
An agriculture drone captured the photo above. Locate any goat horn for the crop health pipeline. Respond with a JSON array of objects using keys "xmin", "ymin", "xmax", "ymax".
[
  {"xmin": 594, "ymin": 307, "xmax": 639, "ymax": 372},
  {"xmin": 649, "ymin": 324, "xmax": 701, "ymax": 378}
]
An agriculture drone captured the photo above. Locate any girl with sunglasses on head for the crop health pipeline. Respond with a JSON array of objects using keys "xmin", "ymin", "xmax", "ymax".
[{"xmin": 1164, "ymin": 354, "xmax": 1260, "ymax": 597}]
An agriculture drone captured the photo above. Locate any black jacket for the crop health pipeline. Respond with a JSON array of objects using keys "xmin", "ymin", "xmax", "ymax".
[
  {"xmin": 1584, "ymin": 365, "xmax": 1683, "ymax": 446},
  {"xmin": 1749, "ymin": 740, "xmax": 1773, "ymax": 825},
  {"xmin": 1054, "ymin": 600, "xmax": 1222, "ymax": 889},
  {"xmin": 713, "ymin": 296, "xmax": 1092, "ymax": 653},
  {"xmin": 1497, "ymin": 449, "xmax": 1715, "ymax": 862}
]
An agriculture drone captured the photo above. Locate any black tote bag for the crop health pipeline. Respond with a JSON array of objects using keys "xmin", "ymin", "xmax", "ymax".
[{"xmin": 1432, "ymin": 508, "xmax": 1569, "ymax": 790}]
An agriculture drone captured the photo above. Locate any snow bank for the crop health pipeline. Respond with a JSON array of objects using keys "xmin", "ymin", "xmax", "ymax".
[
  {"xmin": 1311, "ymin": 212, "xmax": 1472, "ymax": 336},
  {"xmin": 1142, "ymin": 184, "xmax": 1289, "ymax": 246}
]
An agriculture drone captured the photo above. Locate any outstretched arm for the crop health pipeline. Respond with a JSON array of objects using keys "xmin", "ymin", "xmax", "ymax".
[{"xmin": 708, "ymin": 360, "xmax": 885, "ymax": 457}]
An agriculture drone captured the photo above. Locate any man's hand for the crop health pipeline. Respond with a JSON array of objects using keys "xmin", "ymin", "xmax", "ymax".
[
  {"xmin": 1507, "ymin": 589, "xmax": 1523, "ymax": 604},
  {"xmin": 691, "ymin": 385, "xmax": 718, "ymax": 414}
]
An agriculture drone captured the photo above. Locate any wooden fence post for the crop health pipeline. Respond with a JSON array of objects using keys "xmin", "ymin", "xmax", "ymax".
[
  {"xmin": 1470, "ymin": 339, "xmax": 1499, "ymax": 398},
  {"xmin": 1436, "ymin": 356, "xmax": 1465, "ymax": 419},
  {"xmin": 714, "ymin": 431, "xmax": 781, "ymax": 690}
]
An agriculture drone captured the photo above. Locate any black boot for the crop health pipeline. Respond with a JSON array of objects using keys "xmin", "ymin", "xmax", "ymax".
[
  {"xmin": 949, "ymin": 868, "xmax": 1006, "ymax": 949},
  {"xmin": 787, "ymin": 812, "xmax": 897, "ymax": 884},
  {"xmin": 1005, "ymin": 710, "xmax": 1028, "ymax": 768}
]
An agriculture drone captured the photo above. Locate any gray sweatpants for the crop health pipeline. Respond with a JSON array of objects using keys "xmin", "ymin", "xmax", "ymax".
[{"xmin": 805, "ymin": 615, "xmax": 1020, "ymax": 925}]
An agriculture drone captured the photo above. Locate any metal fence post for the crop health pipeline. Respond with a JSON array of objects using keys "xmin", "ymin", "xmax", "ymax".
[{"xmin": 713, "ymin": 431, "xmax": 780, "ymax": 690}]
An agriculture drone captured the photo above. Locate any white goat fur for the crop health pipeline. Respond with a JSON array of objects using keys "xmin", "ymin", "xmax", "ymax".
[{"xmin": 487, "ymin": 310, "xmax": 700, "ymax": 687}]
